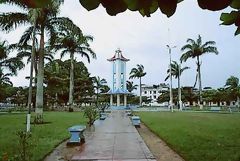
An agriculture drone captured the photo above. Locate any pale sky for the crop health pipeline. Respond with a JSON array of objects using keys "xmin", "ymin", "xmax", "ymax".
[{"xmin": 0, "ymin": 0, "xmax": 240, "ymax": 90}]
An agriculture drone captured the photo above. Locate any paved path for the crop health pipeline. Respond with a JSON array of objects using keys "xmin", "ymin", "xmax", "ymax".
[{"xmin": 72, "ymin": 111, "xmax": 156, "ymax": 161}]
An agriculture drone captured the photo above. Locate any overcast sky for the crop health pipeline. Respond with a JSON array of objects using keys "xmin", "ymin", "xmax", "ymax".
[{"xmin": 0, "ymin": 0, "xmax": 240, "ymax": 90}]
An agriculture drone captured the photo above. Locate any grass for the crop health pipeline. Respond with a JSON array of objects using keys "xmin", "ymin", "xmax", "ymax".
[
  {"xmin": 0, "ymin": 112, "xmax": 87, "ymax": 161},
  {"xmin": 138, "ymin": 112, "xmax": 240, "ymax": 161}
]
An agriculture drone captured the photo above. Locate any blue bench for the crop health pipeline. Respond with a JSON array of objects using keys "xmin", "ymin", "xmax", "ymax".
[
  {"xmin": 210, "ymin": 107, "xmax": 221, "ymax": 112},
  {"xmin": 131, "ymin": 116, "xmax": 141, "ymax": 128},
  {"xmin": 67, "ymin": 125, "xmax": 86, "ymax": 146},
  {"xmin": 126, "ymin": 111, "xmax": 133, "ymax": 116},
  {"xmin": 100, "ymin": 113, "xmax": 107, "ymax": 120}
]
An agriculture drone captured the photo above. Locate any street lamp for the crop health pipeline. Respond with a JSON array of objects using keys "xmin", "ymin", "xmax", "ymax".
[{"xmin": 167, "ymin": 45, "xmax": 176, "ymax": 112}]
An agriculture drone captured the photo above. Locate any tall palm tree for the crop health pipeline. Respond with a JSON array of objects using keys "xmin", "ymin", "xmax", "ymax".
[
  {"xmin": 126, "ymin": 81, "xmax": 138, "ymax": 93},
  {"xmin": 53, "ymin": 19, "xmax": 96, "ymax": 108},
  {"xmin": 225, "ymin": 76, "xmax": 240, "ymax": 107},
  {"xmin": 129, "ymin": 64, "xmax": 146, "ymax": 106},
  {"xmin": 180, "ymin": 35, "xmax": 218, "ymax": 108},
  {"xmin": 93, "ymin": 76, "xmax": 107, "ymax": 106},
  {"xmin": 165, "ymin": 61, "xmax": 189, "ymax": 110},
  {"xmin": 0, "ymin": 0, "xmax": 65, "ymax": 122}
]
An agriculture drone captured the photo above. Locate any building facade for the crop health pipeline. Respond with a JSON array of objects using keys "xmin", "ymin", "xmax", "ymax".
[{"xmin": 142, "ymin": 83, "xmax": 169, "ymax": 104}]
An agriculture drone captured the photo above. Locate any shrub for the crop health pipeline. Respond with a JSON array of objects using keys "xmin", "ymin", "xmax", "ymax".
[{"xmin": 83, "ymin": 106, "xmax": 98, "ymax": 126}]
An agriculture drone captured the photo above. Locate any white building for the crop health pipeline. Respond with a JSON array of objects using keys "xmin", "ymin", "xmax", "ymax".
[{"xmin": 142, "ymin": 83, "xmax": 169, "ymax": 104}]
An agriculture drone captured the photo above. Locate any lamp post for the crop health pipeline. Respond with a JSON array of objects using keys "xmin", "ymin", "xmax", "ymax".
[{"xmin": 167, "ymin": 45, "xmax": 176, "ymax": 112}]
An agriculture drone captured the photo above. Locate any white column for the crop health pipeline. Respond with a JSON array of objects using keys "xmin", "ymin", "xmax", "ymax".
[
  {"xmin": 123, "ymin": 62, "xmax": 126, "ymax": 90},
  {"xmin": 124, "ymin": 95, "xmax": 127, "ymax": 106},
  {"xmin": 110, "ymin": 95, "xmax": 113, "ymax": 106},
  {"xmin": 117, "ymin": 94, "xmax": 120, "ymax": 106},
  {"xmin": 116, "ymin": 60, "xmax": 120, "ymax": 89}
]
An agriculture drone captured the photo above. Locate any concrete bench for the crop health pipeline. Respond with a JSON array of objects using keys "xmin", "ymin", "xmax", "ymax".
[
  {"xmin": 100, "ymin": 113, "xmax": 107, "ymax": 120},
  {"xmin": 67, "ymin": 125, "xmax": 86, "ymax": 146},
  {"xmin": 131, "ymin": 116, "xmax": 141, "ymax": 128},
  {"xmin": 126, "ymin": 110, "xmax": 133, "ymax": 116},
  {"xmin": 210, "ymin": 107, "xmax": 221, "ymax": 112}
]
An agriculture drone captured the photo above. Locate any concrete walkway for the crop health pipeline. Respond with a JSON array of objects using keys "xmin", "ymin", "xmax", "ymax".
[{"xmin": 72, "ymin": 111, "xmax": 156, "ymax": 161}]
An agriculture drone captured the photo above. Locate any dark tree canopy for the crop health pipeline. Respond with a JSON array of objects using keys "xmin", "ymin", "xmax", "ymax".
[{"xmin": 3, "ymin": 0, "xmax": 239, "ymax": 35}]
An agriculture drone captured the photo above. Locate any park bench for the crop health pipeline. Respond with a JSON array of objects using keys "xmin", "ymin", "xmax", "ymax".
[
  {"xmin": 126, "ymin": 110, "xmax": 133, "ymax": 116},
  {"xmin": 131, "ymin": 116, "xmax": 141, "ymax": 128},
  {"xmin": 67, "ymin": 125, "xmax": 86, "ymax": 146},
  {"xmin": 210, "ymin": 107, "xmax": 221, "ymax": 112},
  {"xmin": 100, "ymin": 113, "xmax": 107, "ymax": 120}
]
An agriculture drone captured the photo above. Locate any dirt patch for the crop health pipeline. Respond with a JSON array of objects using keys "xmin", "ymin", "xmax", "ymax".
[
  {"xmin": 137, "ymin": 123, "xmax": 185, "ymax": 161},
  {"xmin": 43, "ymin": 140, "xmax": 84, "ymax": 161}
]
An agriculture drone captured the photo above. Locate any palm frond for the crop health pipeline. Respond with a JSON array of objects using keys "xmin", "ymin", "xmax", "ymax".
[
  {"xmin": 180, "ymin": 51, "xmax": 192, "ymax": 62},
  {"xmin": 203, "ymin": 46, "xmax": 219, "ymax": 55},
  {"xmin": 0, "ymin": 12, "xmax": 29, "ymax": 32},
  {"xmin": 202, "ymin": 41, "xmax": 216, "ymax": 48},
  {"xmin": 186, "ymin": 38, "xmax": 195, "ymax": 45},
  {"xmin": 197, "ymin": 35, "xmax": 202, "ymax": 46},
  {"xmin": 181, "ymin": 44, "xmax": 192, "ymax": 51}
]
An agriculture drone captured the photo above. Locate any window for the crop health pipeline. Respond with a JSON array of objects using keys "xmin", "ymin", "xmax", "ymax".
[
  {"xmin": 154, "ymin": 95, "xmax": 156, "ymax": 99},
  {"xmin": 144, "ymin": 91, "xmax": 147, "ymax": 94},
  {"xmin": 154, "ymin": 91, "xmax": 156, "ymax": 94},
  {"xmin": 150, "ymin": 91, "xmax": 152, "ymax": 94}
]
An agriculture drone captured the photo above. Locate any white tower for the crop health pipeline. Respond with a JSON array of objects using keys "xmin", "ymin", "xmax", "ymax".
[{"xmin": 107, "ymin": 49, "xmax": 130, "ymax": 107}]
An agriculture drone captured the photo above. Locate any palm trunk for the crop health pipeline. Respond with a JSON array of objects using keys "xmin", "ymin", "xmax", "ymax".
[
  {"xmin": 96, "ymin": 88, "xmax": 99, "ymax": 107},
  {"xmin": 26, "ymin": 20, "xmax": 36, "ymax": 132},
  {"xmin": 68, "ymin": 52, "xmax": 74, "ymax": 108},
  {"xmin": 35, "ymin": 25, "xmax": 44, "ymax": 123},
  {"xmin": 197, "ymin": 56, "xmax": 203, "ymax": 109},
  {"xmin": 178, "ymin": 75, "xmax": 182, "ymax": 111},
  {"xmin": 139, "ymin": 77, "xmax": 142, "ymax": 106}
]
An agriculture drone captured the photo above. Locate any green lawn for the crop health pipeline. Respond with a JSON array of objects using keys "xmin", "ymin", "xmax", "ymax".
[
  {"xmin": 138, "ymin": 112, "xmax": 240, "ymax": 161},
  {"xmin": 0, "ymin": 112, "xmax": 87, "ymax": 161}
]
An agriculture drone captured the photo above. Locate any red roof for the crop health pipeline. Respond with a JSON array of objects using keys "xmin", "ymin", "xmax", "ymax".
[{"xmin": 107, "ymin": 49, "xmax": 129, "ymax": 62}]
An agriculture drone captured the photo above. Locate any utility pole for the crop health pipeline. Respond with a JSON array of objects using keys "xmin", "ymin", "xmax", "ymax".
[{"xmin": 167, "ymin": 45, "xmax": 176, "ymax": 112}]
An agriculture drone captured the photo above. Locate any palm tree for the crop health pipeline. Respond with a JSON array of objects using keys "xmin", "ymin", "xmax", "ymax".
[
  {"xmin": 53, "ymin": 19, "xmax": 96, "ymax": 108},
  {"xmin": 0, "ymin": 0, "xmax": 65, "ymax": 122},
  {"xmin": 165, "ymin": 61, "xmax": 189, "ymax": 110},
  {"xmin": 126, "ymin": 81, "xmax": 138, "ymax": 93},
  {"xmin": 93, "ymin": 76, "xmax": 107, "ymax": 106},
  {"xmin": 225, "ymin": 76, "xmax": 240, "ymax": 108},
  {"xmin": 180, "ymin": 35, "xmax": 218, "ymax": 108},
  {"xmin": 129, "ymin": 64, "xmax": 146, "ymax": 106},
  {"xmin": 0, "ymin": 40, "xmax": 24, "ymax": 74}
]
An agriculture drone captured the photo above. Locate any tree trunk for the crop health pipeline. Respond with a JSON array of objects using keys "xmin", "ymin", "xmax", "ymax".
[
  {"xmin": 26, "ymin": 20, "xmax": 36, "ymax": 132},
  {"xmin": 197, "ymin": 56, "xmax": 203, "ymax": 109},
  {"xmin": 68, "ymin": 52, "xmax": 74, "ymax": 108},
  {"xmin": 54, "ymin": 92, "xmax": 58, "ymax": 108},
  {"xmin": 237, "ymin": 96, "xmax": 240, "ymax": 111},
  {"xmin": 139, "ymin": 77, "xmax": 142, "ymax": 107},
  {"xmin": 96, "ymin": 88, "xmax": 99, "ymax": 107},
  {"xmin": 178, "ymin": 75, "xmax": 182, "ymax": 111},
  {"xmin": 35, "ymin": 25, "xmax": 44, "ymax": 123}
]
